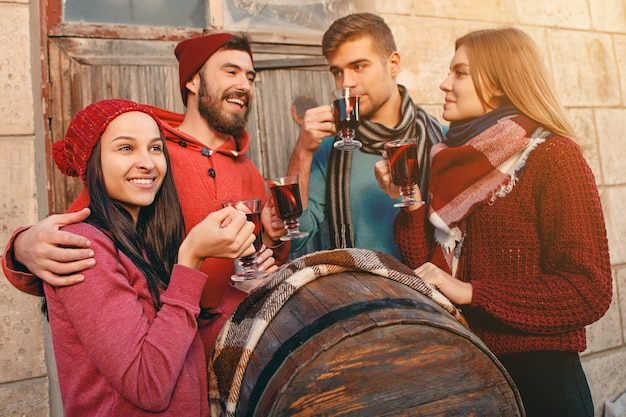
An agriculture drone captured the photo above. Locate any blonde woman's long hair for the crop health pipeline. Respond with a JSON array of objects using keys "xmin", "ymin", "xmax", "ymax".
[{"xmin": 456, "ymin": 27, "xmax": 575, "ymax": 139}]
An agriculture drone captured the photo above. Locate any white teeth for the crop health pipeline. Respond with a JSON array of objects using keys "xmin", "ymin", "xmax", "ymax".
[
  {"xmin": 130, "ymin": 179, "xmax": 153, "ymax": 185},
  {"xmin": 226, "ymin": 98, "xmax": 245, "ymax": 106}
]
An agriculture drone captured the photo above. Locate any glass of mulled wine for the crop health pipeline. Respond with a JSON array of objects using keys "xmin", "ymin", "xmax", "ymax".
[
  {"xmin": 267, "ymin": 174, "xmax": 309, "ymax": 241},
  {"xmin": 384, "ymin": 138, "xmax": 424, "ymax": 208},
  {"xmin": 221, "ymin": 198, "xmax": 268, "ymax": 281},
  {"xmin": 331, "ymin": 87, "xmax": 361, "ymax": 151}
]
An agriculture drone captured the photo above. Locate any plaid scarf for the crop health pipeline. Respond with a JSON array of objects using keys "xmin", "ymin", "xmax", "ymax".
[
  {"xmin": 429, "ymin": 114, "xmax": 552, "ymax": 275},
  {"xmin": 208, "ymin": 248, "xmax": 464, "ymax": 417},
  {"xmin": 327, "ymin": 85, "xmax": 444, "ymax": 248}
]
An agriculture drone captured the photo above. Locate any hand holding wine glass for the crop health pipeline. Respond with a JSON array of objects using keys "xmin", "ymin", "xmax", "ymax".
[
  {"xmin": 332, "ymin": 87, "xmax": 361, "ymax": 151},
  {"xmin": 384, "ymin": 138, "xmax": 424, "ymax": 207},
  {"xmin": 267, "ymin": 174, "xmax": 309, "ymax": 241}
]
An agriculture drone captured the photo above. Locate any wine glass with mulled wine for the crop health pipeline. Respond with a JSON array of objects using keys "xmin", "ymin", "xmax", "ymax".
[
  {"xmin": 385, "ymin": 138, "xmax": 424, "ymax": 208},
  {"xmin": 332, "ymin": 87, "xmax": 361, "ymax": 151},
  {"xmin": 221, "ymin": 198, "xmax": 268, "ymax": 281},
  {"xmin": 267, "ymin": 174, "xmax": 309, "ymax": 241}
]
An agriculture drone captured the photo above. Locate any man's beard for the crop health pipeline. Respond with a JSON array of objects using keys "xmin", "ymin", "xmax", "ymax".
[{"xmin": 197, "ymin": 74, "xmax": 250, "ymax": 135}]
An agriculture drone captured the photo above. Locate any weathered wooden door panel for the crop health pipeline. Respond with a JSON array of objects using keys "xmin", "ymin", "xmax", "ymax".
[
  {"xmin": 47, "ymin": 37, "xmax": 333, "ymax": 212},
  {"xmin": 48, "ymin": 37, "xmax": 180, "ymax": 212}
]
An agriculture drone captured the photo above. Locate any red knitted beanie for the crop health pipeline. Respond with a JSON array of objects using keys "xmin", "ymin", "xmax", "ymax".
[
  {"xmin": 52, "ymin": 99, "xmax": 164, "ymax": 185},
  {"xmin": 174, "ymin": 33, "xmax": 253, "ymax": 106}
]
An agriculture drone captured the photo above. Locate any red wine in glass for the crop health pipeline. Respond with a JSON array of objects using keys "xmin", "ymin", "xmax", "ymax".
[
  {"xmin": 267, "ymin": 174, "xmax": 309, "ymax": 241},
  {"xmin": 271, "ymin": 183, "xmax": 303, "ymax": 220},
  {"xmin": 332, "ymin": 88, "xmax": 362, "ymax": 151},
  {"xmin": 385, "ymin": 139, "xmax": 423, "ymax": 207},
  {"xmin": 221, "ymin": 199, "xmax": 268, "ymax": 281},
  {"xmin": 243, "ymin": 211, "xmax": 264, "ymax": 256},
  {"xmin": 333, "ymin": 96, "xmax": 359, "ymax": 132}
]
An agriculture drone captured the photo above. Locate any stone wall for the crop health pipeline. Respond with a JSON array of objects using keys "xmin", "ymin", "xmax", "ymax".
[
  {"xmin": 0, "ymin": 0, "xmax": 624, "ymax": 416},
  {"xmin": 0, "ymin": 0, "xmax": 50, "ymax": 416}
]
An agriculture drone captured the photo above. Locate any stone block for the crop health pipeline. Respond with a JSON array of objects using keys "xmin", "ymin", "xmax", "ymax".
[
  {"xmin": 596, "ymin": 109, "xmax": 626, "ymax": 186},
  {"xmin": 0, "ymin": 3, "xmax": 34, "ymax": 136},
  {"xmin": 582, "ymin": 349, "xmax": 626, "ymax": 417},
  {"xmin": 584, "ymin": 273, "xmax": 622, "ymax": 354},
  {"xmin": 566, "ymin": 109, "xmax": 601, "ymax": 185},
  {"xmin": 547, "ymin": 30, "xmax": 619, "ymax": 107},
  {"xmin": 590, "ymin": 0, "xmax": 626, "ymax": 32},
  {"xmin": 392, "ymin": 18, "xmax": 485, "ymax": 105},
  {"xmin": 0, "ymin": 275, "xmax": 46, "ymax": 383},
  {"xmin": 614, "ymin": 35, "xmax": 626, "ymax": 106},
  {"xmin": 515, "ymin": 0, "xmax": 590, "ymax": 29},
  {"xmin": 618, "ymin": 268, "xmax": 626, "ymax": 343},
  {"xmin": 375, "ymin": 1, "xmax": 415, "ymax": 16},
  {"xmin": 602, "ymin": 187, "xmax": 626, "ymax": 264},
  {"xmin": 388, "ymin": 0, "xmax": 515, "ymax": 23},
  {"xmin": 0, "ymin": 379, "xmax": 49, "ymax": 417},
  {"xmin": 0, "ymin": 138, "xmax": 38, "ymax": 247}
]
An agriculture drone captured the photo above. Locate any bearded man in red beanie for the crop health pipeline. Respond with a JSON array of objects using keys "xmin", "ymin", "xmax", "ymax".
[{"xmin": 2, "ymin": 32, "xmax": 290, "ymax": 353}]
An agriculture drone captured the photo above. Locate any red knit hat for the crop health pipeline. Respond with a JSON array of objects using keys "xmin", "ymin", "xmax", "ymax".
[
  {"xmin": 174, "ymin": 33, "xmax": 253, "ymax": 106},
  {"xmin": 52, "ymin": 99, "xmax": 164, "ymax": 185}
]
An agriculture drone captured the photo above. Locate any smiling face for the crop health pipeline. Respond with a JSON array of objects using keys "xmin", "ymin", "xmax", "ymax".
[
  {"xmin": 196, "ymin": 49, "xmax": 256, "ymax": 135},
  {"xmin": 327, "ymin": 35, "xmax": 399, "ymax": 124},
  {"xmin": 439, "ymin": 45, "xmax": 503, "ymax": 122},
  {"xmin": 99, "ymin": 111, "xmax": 166, "ymax": 223}
]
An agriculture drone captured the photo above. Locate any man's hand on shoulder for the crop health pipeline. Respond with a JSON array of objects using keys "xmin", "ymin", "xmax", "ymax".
[{"xmin": 14, "ymin": 208, "xmax": 95, "ymax": 286}]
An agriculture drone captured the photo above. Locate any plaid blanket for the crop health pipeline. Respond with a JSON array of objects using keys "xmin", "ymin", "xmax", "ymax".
[{"xmin": 208, "ymin": 248, "xmax": 465, "ymax": 416}]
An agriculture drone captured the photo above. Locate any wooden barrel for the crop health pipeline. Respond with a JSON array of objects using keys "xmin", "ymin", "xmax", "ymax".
[{"xmin": 212, "ymin": 268, "xmax": 524, "ymax": 416}]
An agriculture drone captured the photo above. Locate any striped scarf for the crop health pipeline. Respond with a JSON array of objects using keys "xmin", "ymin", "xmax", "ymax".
[
  {"xmin": 327, "ymin": 85, "xmax": 444, "ymax": 248},
  {"xmin": 429, "ymin": 114, "xmax": 552, "ymax": 275}
]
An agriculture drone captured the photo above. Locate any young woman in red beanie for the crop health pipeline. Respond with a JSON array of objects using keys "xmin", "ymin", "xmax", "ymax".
[
  {"xmin": 375, "ymin": 27, "xmax": 612, "ymax": 416},
  {"xmin": 3, "ymin": 33, "xmax": 286, "ymax": 355},
  {"xmin": 43, "ymin": 99, "xmax": 258, "ymax": 416}
]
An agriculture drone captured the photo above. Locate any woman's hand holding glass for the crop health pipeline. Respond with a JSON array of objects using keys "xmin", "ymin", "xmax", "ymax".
[
  {"xmin": 177, "ymin": 206, "xmax": 256, "ymax": 271},
  {"xmin": 374, "ymin": 156, "xmax": 424, "ymax": 211},
  {"xmin": 222, "ymin": 199, "xmax": 270, "ymax": 281}
]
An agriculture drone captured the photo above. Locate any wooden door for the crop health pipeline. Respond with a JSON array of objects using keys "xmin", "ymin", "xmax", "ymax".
[{"xmin": 47, "ymin": 37, "xmax": 333, "ymax": 213}]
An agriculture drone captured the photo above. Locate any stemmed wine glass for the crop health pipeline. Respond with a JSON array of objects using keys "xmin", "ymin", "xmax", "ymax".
[
  {"xmin": 267, "ymin": 174, "xmax": 309, "ymax": 241},
  {"xmin": 221, "ymin": 198, "xmax": 268, "ymax": 281},
  {"xmin": 332, "ymin": 87, "xmax": 361, "ymax": 151},
  {"xmin": 384, "ymin": 138, "xmax": 424, "ymax": 207}
]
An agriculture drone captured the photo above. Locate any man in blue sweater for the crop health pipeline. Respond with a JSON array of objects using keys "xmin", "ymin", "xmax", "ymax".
[{"xmin": 286, "ymin": 13, "xmax": 445, "ymax": 259}]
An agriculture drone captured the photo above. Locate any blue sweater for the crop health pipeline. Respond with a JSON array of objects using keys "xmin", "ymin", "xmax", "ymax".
[{"xmin": 292, "ymin": 124, "xmax": 448, "ymax": 260}]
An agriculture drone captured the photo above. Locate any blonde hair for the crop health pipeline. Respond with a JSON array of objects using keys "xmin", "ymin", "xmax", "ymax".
[{"xmin": 456, "ymin": 27, "xmax": 575, "ymax": 139}]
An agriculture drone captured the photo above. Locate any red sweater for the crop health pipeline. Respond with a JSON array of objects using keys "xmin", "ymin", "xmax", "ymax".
[
  {"xmin": 395, "ymin": 136, "xmax": 612, "ymax": 355},
  {"xmin": 2, "ymin": 106, "xmax": 290, "ymax": 353},
  {"xmin": 44, "ymin": 223, "xmax": 209, "ymax": 416}
]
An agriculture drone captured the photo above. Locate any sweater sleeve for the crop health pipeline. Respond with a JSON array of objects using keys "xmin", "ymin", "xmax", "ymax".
[
  {"xmin": 44, "ymin": 224, "xmax": 207, "ymax": 412},
  {"xmin": 470, "ymin": 137, "xmax": 612, "ymax": 334},
  {"xmin": 393, "ymin": 204, "xmax": 433, "ymax": 268},
  {"xmin": 1, "ymin": 227, "xmax": 44, "ymax": 296}
]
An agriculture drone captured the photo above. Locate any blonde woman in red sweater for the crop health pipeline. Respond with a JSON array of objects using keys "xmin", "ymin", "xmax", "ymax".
[
  {"xmin": 375, "ymin": 27, "xmax": 612, "ymax": 417},
  {"xmin": 43, "ymin": 99, "xmax": 261, "ymax": 416}
]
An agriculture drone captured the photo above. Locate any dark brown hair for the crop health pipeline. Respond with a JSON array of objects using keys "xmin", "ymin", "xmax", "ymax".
[
  {"xmin": 86, "ymin": 140, "xmax": 185, "ymax": 309},
  {"xmin": 322, "ymin": 13, "xmax": 397, "ymax": 61}
]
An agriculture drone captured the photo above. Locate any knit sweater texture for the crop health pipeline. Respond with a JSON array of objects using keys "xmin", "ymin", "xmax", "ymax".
[
  {"xmin": 395, "ymin": 136, "xmax": 612, "ymax": 355},
  {"xmin": 44, "ymin": 223, "xmax": 209, "ymax": 416}
]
